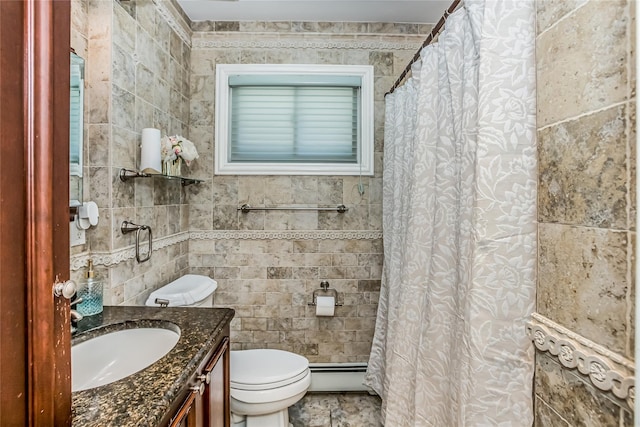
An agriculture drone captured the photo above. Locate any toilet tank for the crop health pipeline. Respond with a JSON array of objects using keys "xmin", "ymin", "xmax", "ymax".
[{"xmin": 145, "ymin": 274, "xmax": 218, "ymax": 307}]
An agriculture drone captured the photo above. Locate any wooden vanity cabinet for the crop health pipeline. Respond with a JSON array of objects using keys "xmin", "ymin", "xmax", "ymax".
[
  {"xmin": 203, "ymin": 336, "xmax": 230, "ymax": 427},
  {"xmin": 165, "ymin": 329, "xmax": 230, "ymax": 427},
  {"xmin": 170, "ymin": 388, "xmax": 201, "ymax": 427}
]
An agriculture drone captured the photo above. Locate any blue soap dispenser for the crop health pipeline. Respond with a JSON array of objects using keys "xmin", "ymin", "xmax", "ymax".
[{"xmin": 77, "ymin": 260, "xmax": 103, "ymax": 316}]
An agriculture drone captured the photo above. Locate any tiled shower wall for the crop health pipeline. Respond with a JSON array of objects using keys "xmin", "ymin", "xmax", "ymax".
[
  {"xmin": 186, "ymin": 24, "xmax": 428, "ymax": 362},
  {"xmin": 70, "ymin": 0, "xmax": 192, "ymax": 303},
  {"xmin": 535, "ymin": 0, "xmax": 635, "ymax": 425}
]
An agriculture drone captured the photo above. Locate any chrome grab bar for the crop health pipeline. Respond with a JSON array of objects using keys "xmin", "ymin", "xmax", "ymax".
[
  {"xmin": 238, "ymin": 204, "xmax": 348, "ymax": 213},
  {"xmin": 121, "ymin": 221, "xmax": 153, "ymax": 263}
]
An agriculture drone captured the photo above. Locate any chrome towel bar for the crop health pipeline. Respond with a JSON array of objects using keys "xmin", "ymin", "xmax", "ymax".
[{"xmin": 238, "ymin": 204, "xmax": 348, "ymax": 213}]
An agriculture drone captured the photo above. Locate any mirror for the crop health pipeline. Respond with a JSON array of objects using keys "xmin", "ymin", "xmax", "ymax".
[{"xmin": 70, "ymin": 50, "xmax": 84, "ymax": 207}]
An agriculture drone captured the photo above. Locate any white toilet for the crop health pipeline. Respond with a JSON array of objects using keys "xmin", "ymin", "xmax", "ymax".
[
  {"xmin": 230, "ymin": 349, "xmax": 310, "ymax": 427},
  {"xmin": 145, "ymin": 274, "xmax": 217, "ymax": 307},
  {"xmin": 146, "ymin": 275, "xmax": 311, "ymax": 427}
]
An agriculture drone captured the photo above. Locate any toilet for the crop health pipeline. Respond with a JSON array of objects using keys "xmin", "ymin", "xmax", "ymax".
[
  {"xmin": 146, "ymin": 275, "xmax": 311, "ymax": 427},
  {"xmin": 230, "ymin": 349, "xmax": 310, "ymax": 427},
  {"xmin": 145, "ymin": 274, "xmax": 217, "ymax": 307}
]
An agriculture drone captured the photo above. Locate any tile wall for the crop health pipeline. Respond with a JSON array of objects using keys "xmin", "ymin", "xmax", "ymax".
[
  {"xmin": 535, "ymin": 0, "xmax": 635, "ymax": 425},
  {"xmin": 186, "ymin": 23, "xmax": 428, "ymax": 363},
  {"xmin": 71, "ymin": 0, "xmax": 193, "ymax": 304},
  {"xmin": 71, "ymin": 0, "xmax": 430, "ymax": 363}
]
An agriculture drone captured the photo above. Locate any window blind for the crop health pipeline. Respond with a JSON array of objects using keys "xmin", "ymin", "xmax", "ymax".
[{"xmin": 228, "ymin": 79, "xmax": 360, "ymax": 164}]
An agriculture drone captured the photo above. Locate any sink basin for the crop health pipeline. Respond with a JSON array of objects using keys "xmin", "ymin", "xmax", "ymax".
[{"xmin": 72, "ymin": 327, "xmax": 180, "ymax": 392}]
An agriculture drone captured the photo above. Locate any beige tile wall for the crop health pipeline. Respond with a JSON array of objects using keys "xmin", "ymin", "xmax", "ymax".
[
  {"xmin": 186, "ymin": 24, "xmax": 427, "ymax": 362},
  {"xmin": 71, "ymin": 0, "xmax": 192, "ymax": 304},
  {"xmin": 535, "ymin": 0, "xmax": 635, "ymax": 424},
  {"xmin": 72, "ymin": 0, "xmax": 429, "ymax": 361},
  {"xmin": 190, "ymin": 237, "xmax": 383, "ymax": 363}
]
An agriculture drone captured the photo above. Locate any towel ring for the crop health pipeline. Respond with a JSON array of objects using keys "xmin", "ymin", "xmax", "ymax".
[{"xmin": 121, "ymin": 221, "xmax": 153, "ymax": 263}]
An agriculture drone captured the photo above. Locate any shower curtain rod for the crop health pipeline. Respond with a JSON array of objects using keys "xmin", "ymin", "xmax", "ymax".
[{"xmin": 385, "ymin": 0, "xmax": 462, "ymax": 96}]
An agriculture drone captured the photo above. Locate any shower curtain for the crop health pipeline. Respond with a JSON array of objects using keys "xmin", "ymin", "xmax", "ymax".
[{"xmin": 364, "ymin": 1, "xmax": 537, "ymax": 425}]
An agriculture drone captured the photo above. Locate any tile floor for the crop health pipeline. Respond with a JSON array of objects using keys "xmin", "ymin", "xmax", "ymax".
[{"xmin": 289, "ymin": 392, "xmax": 383, "ymax": 427}]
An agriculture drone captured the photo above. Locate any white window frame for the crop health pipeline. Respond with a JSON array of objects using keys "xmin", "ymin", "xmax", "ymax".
[{"xmin": 215, "ymin": 63, "xmax": 374, "ymax": 176}]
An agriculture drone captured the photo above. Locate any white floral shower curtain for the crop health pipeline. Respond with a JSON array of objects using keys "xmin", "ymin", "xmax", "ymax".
[{"xmin": 364, "ymin": 1, "xmax": 537, "ymax": 425}]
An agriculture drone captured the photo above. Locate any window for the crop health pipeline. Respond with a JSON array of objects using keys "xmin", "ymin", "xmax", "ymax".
[{"xmin": 215, "ymin": 64, "xmax": 374, "ymax": 175}]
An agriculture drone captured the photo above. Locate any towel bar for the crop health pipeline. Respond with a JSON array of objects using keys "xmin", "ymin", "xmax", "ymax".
[{"xmin": 238, "ymin": 204, "xmax": 348, "ymax": 214}]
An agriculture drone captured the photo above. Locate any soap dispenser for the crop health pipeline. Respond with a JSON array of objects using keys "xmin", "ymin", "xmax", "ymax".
[{"xmin": 77, "ymin": 260, "xmax": 103, "ymax": 316}]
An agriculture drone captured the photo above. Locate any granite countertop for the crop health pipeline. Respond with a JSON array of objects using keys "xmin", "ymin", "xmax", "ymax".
[{"xmin": 71, "ymin": 306, "xmax": 235, "ymax": 427}]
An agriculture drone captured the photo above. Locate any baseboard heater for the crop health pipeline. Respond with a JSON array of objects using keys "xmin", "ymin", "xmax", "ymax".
[{"xmin": 308, "ymin": 363, "xmax": 374, "ymax": 393}]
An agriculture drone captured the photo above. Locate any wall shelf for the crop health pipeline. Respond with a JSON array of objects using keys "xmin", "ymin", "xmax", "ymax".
[{"xmin": 119, "ymin": 168, "xmax": 203, "ymax": 187}]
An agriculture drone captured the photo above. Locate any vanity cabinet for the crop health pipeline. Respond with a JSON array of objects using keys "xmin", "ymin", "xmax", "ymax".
[
  {"xmin": 170, "ymin": 388, "xmax": 201, "ymax": 427},
  {"xmin": 166, "ymin": 332, "xmax": 230, "ymax": 427},
  {"xmin": 203, "ymin": 336, "xmax": 229, "ymax": 427},
  {"xmin": 71, "ymin": 307, "xmax": 235, "ymax": 427}
]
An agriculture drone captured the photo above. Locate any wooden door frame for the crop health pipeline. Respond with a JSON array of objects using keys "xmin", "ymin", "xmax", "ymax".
[
  {"xmin": 0, "ymin": 0, "xmax": 71, "ymax": 425},
  {"xmin": 25, "ymin": 0, "xmax": 71, "ymax": 424},
  {"xmin": 0, "ymin": 1, "xmax": 29, "ymax": 421}
]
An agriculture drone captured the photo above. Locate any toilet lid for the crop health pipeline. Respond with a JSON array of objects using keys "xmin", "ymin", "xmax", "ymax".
[
  {"xmin": 145, "ymin": 275, "xmax": 217, "ymax": 307},
  {"xmin": 231, "ymin": 349, "xmax": 309, "ymax": 391}
]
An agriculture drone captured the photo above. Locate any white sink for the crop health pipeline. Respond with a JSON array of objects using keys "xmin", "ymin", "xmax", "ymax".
[{"xmin": 72, "ymin": 327, "xmax": 180, "ymax": 392}]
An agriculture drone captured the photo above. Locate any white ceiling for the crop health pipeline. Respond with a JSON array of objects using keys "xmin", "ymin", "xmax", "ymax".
[{"xmin": 176, "ymin": 0, "xmax": 452, "ymax": 24}]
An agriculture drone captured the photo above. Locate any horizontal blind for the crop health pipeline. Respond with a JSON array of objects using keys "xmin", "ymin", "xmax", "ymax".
[{"xmin": 229, "ymin": 85, "xmax": 359, "ymax": 163}]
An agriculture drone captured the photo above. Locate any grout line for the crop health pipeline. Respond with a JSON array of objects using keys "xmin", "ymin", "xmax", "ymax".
[
  {"xmin": 538, "ymin": 221, "xmax": 632, "ymax": 234},
  {"xmin": 624, "ymin": 0, "xmax": 634, "ymax": 361},
  {"xmin": 535, "ymin": 395, "xmax": 572, "ymax": 426},
  {"xmin": 618, "ymin": 408, "xmax": 622, "ymax": 427},
  {"xmin": 537, "ymin": 100, "xmax": 629, "ymax": 132},
  {"xmin": 635, "ymin": 0, "xmax": 640, "ymax": 415},
  {"xmin": 536, "ymin": 0, "xmax": 588, "ymax": 39}
]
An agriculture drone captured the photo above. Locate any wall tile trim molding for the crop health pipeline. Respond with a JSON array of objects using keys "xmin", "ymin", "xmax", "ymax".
[
  {"xmin": 70, "ymin": 232, "xmax": 190, "ymax": 271},
  {"xmin": 153, "ymin": 0, "xmax": 192, "ymax": 46},
  {"xmin": 191, "ymin": 39, "xmax": 423, "ymax": 51},
  {"xmin": 526, "ymin": 313, "xmax": 635, "ymax": 406},
  {"xmin": 189, "ymin": 230, "xmax": 383, "ymax": 240},
  {"xmin": 71, "ymin": 230, "xmax": 382, "ymax": 270}
]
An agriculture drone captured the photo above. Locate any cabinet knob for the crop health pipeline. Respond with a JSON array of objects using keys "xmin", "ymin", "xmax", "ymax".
[
  {"xmin": 53, "ymin": 279, "xmax": 77, "ymax": 299},
  {"xmin": 197, "ymin": 373, "xmax": 211, "ymax": 384},
  {"xmin": 191, "ymin": 382, "xmax": 205, "ymax": 395}
]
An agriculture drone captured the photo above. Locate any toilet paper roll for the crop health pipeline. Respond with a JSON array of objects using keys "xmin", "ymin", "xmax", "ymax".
[
  {"xmin": 140, "ymin": 128, "xmax": 162, "ymax": 174},
  {"xmin": 315, "ymin": 296, "xmax": 335, "ymax": 317}
]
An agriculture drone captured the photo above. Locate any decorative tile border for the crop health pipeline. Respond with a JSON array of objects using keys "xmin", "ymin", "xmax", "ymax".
[
  {"xmin": 526, "ymin": 313, "xmax": 635, "ymax": 406},
  {"xmin": 154, "ymin": 0, "xmax": 192, "ymax": 46},
  {"xmin": 189, "ymin": 230, "xmax": 383, "ymax": 240},
  {"xmin": 70, "ymin": 232, "xmax": 190, "ymax": 271},
  {"xmin": 70, "ymin": 230, "xmax": 382, "ymax": 270},
  {"xmin": 192, "ymin": 38, "xmax": 422, "ymax": 51}
]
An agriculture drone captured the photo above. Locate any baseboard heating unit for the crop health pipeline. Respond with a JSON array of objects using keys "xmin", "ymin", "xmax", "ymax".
[{"xmin": 308, "ymin": 363, "xmax": 373, "ymax": 393}]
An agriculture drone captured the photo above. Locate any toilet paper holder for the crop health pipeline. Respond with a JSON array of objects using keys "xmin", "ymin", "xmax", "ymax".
[{"xmin": 308, "ymin": 281, "xmax": 342, "ymax": 307}]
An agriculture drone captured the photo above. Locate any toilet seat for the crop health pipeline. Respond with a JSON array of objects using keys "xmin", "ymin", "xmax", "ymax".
[
  {"xmin": 230, "ymin": 349, "xmax": 309, "ymax": 391},
  {"xmin": 231, "ymin": 369, "xmax": 311, "ymax": 405},
  {"xmin": 230, "ymin": 349, "xmax": 311, "ymax": 424}
]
